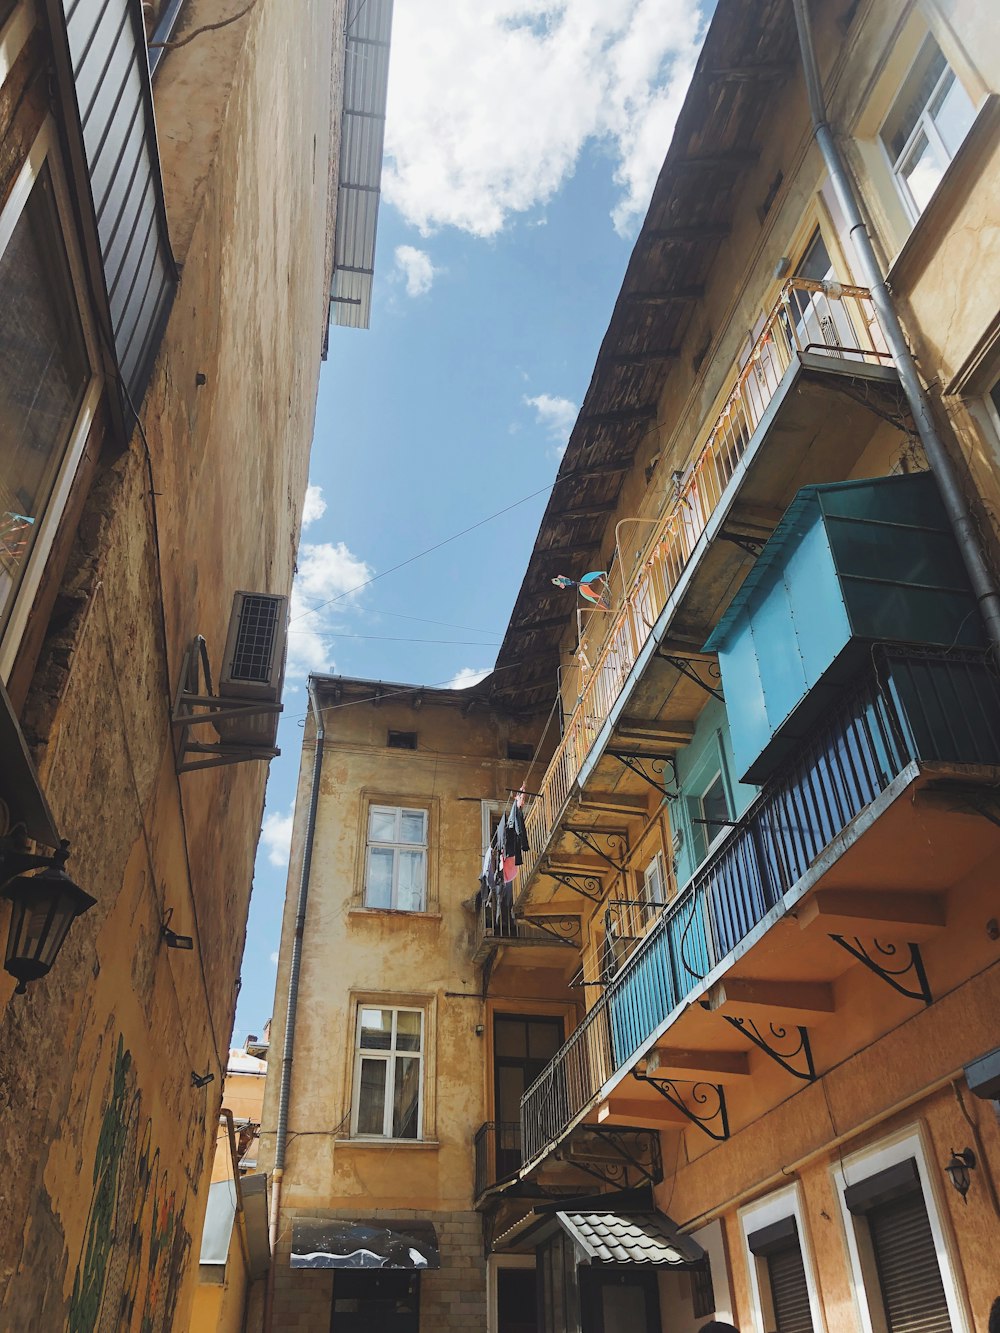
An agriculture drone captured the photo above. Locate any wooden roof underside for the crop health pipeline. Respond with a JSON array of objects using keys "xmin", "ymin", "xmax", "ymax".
[{"xmin": 484, "ymin": 0, "xmax": 803, "ymax": 716}]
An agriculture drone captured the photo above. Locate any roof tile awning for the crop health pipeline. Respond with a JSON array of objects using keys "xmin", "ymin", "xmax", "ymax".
[
  {"xmin": 556, "ymin": 1210, "xmax": 704, "ymax": 1266},
  {"xmin": 290, "ymin": 1217, "xmax": 439, "ymax": 1270}
]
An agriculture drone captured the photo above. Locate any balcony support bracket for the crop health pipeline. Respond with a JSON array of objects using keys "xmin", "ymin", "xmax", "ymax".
[
  {"xmin": 566, "ymin": 828, "xmax": 629, "ymax": 873},
  {"xmin": 631, "ymin": 1069, "xmax": 730, "ymax": 1141},
  {"xmin": 520, "ymin": 915, "xmax": 581, "ymax": 944},
  {"xmin": 829, "ymin": 935, "xmax": 932, "ymax": 1006},
  {"xmin": 719, "ymin": 530, "xmax": 766, "ymax": 559},
  {"xmin": 607, "ymin": 750, "xmax": 679, "ymax": 798},
  {"xmin": 542, "ymin": 869, "xmax": 604, "ymax": 904},
  {"xmin": 721, "ymin": 1015, "xmax": 816, "ymax": 1082},
  {"xmin": 656, "ymin": 653, "xmax": 724, "ymax": 702},
  {"xmin": 557, "ymin": 1126, "xmax": 663, "ymax": 1190}
]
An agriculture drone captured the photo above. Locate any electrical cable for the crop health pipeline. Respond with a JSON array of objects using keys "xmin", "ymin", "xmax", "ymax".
[{"xmin": 289, "ymin": 481, "xmax": 554, "ymax": 624}]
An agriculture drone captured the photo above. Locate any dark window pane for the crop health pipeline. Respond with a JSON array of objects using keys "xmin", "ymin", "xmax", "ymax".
[
  {"xmin": 527, "ymin": 1019, "xmax": 563, "ymax": 1061},
  {"xmin": 495, "ymin": 1017, "xmax": 528, "ymax": 1058},
  {"xmin": 357, "ymin": 1058, "xmax": 386, "ymax": 1134},
  {"xmin": 392, "ymin": 1056, "xmax": 420, "ymax": 1138},
  {"xmin": 0, "ymin": 162, "xmax": 89, "ymax": 634}
]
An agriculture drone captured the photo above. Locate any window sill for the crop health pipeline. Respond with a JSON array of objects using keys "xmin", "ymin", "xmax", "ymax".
[
  {"xmin": 886, "ymin": 93, "xmax": 1000, "ymax": 292},
  {"xmin": 348, "ymin": 907, "xmax": 442, "ymax": 922},
  {"xmin": 338, "ymin": 1137, "xmax": 440, "ymax": 1150}
]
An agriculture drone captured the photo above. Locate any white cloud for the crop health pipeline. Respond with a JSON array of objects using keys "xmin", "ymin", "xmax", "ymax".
[
  {"xmin": 394, "ymin": 245, "xmax": 439, "ymax": 297},
  {"xmin": 269, "ymin": 951, "xmax": 280, "ymax": 965},
  {"xmin": 447, "ymin": 666, "xmax": 491, "ymax": 689},
  {"xmin": 302, "ymin": 483, "xmax": 327, "ymax": 528},
  {"xmin": 383, "ymin": 0, "xmax": 705, "ymax": 238},
  {"xmin": 286, "ymin": 540, "xmax": 373, "ymax": 677},
  {"xmin": 261, "ymin": 807, "xmax": 294, "ymax": 868},
  {"xmin": 525, "ymin": 393, "xmax": 578, "ymax": 456}
]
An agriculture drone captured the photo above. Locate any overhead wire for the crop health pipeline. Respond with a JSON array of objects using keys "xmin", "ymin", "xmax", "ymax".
[{"xmin": 289, "ymin": 481, "xmax": 554, "ymax": 624}]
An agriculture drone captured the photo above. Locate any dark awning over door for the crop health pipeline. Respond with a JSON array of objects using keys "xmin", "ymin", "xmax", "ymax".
[{"xmin": 290, "ymin": 1218, "xmax": 440, "ymax": 1270}]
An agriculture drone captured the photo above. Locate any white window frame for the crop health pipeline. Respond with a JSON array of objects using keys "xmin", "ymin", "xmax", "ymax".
[
  {"xmin": 0, "ymin": 117, "xmax": 102, "ymax": 680},
  {"xmin": 879, "ymin": 37, "xmax": 976, "ymax": 225},
  {"xmin": 350, "ymin": 1005, "xmax": 424, "ymax": 1141},
  {"xmin": 364, "ymin": 804, "xmax": 428, "ymax": 912},
  {"xmin": 832, "ymin": 1124, "xmax": 970, "ymax": 1333},
  {"xmin": 698, "ymin": 768, "xmax": 731, "ymax": 856},
  {"xmin": 738, "ymin": 1182, "xmax": 826, "ymax": 1333},
  {"xmin": 481, "ymin": 799, "xmax": 502, "ymax": 858},
  {"xmin": 486, "ymin": 1255, "xmax": 536, "ymax": 1333}
]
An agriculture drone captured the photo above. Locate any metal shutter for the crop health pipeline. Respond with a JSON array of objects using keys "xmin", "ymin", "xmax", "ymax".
[
  {"xmin": 765, "ymin": 1243, "xmax": 815, "ymax": 1333},
  {"xmin": 868, "ymin": 1191, "xmax": 953, "ymax": 1333}
]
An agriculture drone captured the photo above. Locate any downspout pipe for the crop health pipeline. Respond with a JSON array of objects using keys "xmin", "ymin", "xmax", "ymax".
[
  {"xmin": 264, "ymin": 679, "xmax": 325, "ymax": 1332},
  {"xmin": 791, "ymin": 0, "xmax": 1000, "ymax": 654}
]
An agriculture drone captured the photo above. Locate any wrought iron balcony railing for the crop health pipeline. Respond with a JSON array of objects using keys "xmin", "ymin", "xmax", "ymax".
[
  {"xmin": 518, "ymin": 278, "xmax": 892, "ymax": 889},
  {"xmin": 520, "ymin": 646, "xmax": 1000, "ymax": 1169},
  {"xmin": 472, "ymin": 896, "xmax": 581, "ymax": 965},
  {"xmin": 474, "ymin": 1121, "xmax": 522, "ymax": 1199}
]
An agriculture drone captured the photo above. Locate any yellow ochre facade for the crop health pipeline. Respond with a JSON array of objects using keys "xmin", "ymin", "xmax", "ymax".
[
  {"xmin": 258, "ymin": 2, "xmax": 1000, "ymax": 1332},
  {"xmin": 0, "ymin": 0, "xmax": 389, "ymax": 1327}
]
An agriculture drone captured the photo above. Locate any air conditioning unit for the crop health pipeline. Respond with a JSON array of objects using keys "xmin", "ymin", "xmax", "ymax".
[{"xmin": 215, "ymin": 592, "xmax": 287, "ymax": 746}]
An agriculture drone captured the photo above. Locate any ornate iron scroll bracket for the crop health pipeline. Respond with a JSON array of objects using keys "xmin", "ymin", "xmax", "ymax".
[
  {"xmin": 718, "ymin": 530, "xmax": 766, "ymax": 559},
  {"xmin": 607, "ymin": 750, "xmax": 679, "ymax": 798},
  {"xmin": 829, "ymin": 936, "xmax": 932, "ymax": 1006},
  {"xmin": 722, "ymin": 1015, "xmax": 816, "ymax": 1082},
  {"xmin": 566, "ymin": 827, "xmax": 629, "ymax": 873},
  {"xmin": 557, "ymin": 1125, "xmax": 663, "ymax": 1190},
  {"xmin": 541, "ymin": 867, "xmax": 603, "ymax": 904},
  {"xmin": 520, "ymin": 915, "xmax": 581, "ymax": 944},
  {"xmin": 656, "ymin": 653, "xmax": 724, "ymax": 702},
  {"xmin": 631, "ymin": 1069, "xmax": 730, "ymax": 1141}
]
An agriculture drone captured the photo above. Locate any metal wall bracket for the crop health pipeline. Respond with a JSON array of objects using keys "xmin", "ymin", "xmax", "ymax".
[
  {"xmin": 722, "ymin": 1015, "xmax": 816, "ymax": 1081},
  {"xmin": 631, "ymin": 1069, "xmax": 730, "ymax": 1141},
  {"xmin": 542, "ymin": 868, "xmax": 604, "ymax": 904},
  {"xmin": 607, "ymin": 750, "xmax": 679, "ymax": 798},
  {"xmin": 566, "ymin": 827, "xmax": 628, "ymax": 872},
  {"xmin": 172, "ymin": 637, "xmax": 282, "ymax": 772},
  {"xmin": 718, "ymin": 530, "xmax": 766, "ymax": 558},
  {"xmin": 557, "ymin": 1125, "xmax": 663, "ymax": 1190},
  {"xmin": 656, "ymin": 653, "xmax": 724, "ymax": 702},
  {"xmin": 829, "ymin": 935, "xmax": 932, "ymax": 1006},
  {"xmin": 520, "ymin": 915, "xmax": 581, "ymax": 944}
]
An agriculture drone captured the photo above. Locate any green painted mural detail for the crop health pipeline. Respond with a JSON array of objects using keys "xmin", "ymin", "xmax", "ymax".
[{"xmin": 67, "ymin": 1037, "xmax": 193, "ymax": 1333}]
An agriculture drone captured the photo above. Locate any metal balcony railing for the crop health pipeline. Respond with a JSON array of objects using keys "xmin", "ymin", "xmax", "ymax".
[
  {"xmin": 519, "ymin": 279, "xmax": 892, "ymax": 888},
  {"xmin": 474, "ymin": 1121, "xmax": 522, "ymax": 1199},
  {"xmin": 520, "ymin": 647, "xmax": 1000, "ymax": 1169},
  {"xmin": 473, "ymin": 896, "xmax": 580, "ymax": 963}
]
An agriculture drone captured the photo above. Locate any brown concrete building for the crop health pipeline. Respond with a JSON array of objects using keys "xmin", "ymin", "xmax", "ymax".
[
  {"xmin": 0, "ymin": 0, "xmax": 389, "ymax": 1326},
  {"xmin": 259, "ymin": 2, "xmax": 1000, "ymax": 1331}
]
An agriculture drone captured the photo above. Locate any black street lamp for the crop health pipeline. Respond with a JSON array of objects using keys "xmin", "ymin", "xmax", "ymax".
[{"xmin": 0, "ymin": 839, "xmax": 95, "ymax": 994}]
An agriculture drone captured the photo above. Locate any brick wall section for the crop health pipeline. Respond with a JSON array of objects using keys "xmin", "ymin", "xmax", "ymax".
[{"xmin": 267, "ymin": 1209, "xmax": 487, "ymax": 1332}]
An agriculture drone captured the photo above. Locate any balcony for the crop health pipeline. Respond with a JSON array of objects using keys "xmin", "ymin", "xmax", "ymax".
[
  {"xmin": 519, "ymin": 278, "xmax": 897, "ymax": 891},
  {"xmin": 520, "ymin": 645, "xmax": 1000, "ymax": 1169},
  {"xmin": 474, "ymin": 1121, "xmax": 523, "ymax": 1200},
  {"xmin": 471, "ymin": 898, "xmax": 580, "ymax": 969}
]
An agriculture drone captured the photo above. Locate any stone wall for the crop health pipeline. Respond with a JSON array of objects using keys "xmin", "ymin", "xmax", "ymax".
[{"xmin": 0, "ymin": 1, "xmax": 344, "ymax": 1326}]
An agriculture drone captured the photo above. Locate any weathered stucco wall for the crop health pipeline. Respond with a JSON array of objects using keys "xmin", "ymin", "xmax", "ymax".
[
  {"xmin": 0, "ymin": 1, "xmax": 343, "ymax": 1326},
  {"xmin": 256, "ymin": 687, "xmax": 550, "ymax": 1330}
]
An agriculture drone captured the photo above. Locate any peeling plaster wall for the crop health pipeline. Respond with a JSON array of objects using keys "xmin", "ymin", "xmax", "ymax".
[{"xmin": 0, "ymin": 1, "xmax": 344, "ymax": 1326}]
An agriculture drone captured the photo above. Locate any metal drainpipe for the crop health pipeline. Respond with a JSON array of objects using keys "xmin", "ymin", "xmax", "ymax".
[
  {"xmin": 264, "ymin": 680, "xmax": 325, "ymax": 1332},
  {"xmin": 791, "ymin": 0, "xmax": 1000, "ymax": 653}
]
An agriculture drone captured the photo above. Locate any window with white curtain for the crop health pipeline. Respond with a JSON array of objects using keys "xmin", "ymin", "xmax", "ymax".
[
  {"xmin": 364, "ymin": 805, "xmax": 428, "ymax": 911},
  {"xmin": 352, "ymin": 1006, "xmax": 423, "ymax": 1140}
]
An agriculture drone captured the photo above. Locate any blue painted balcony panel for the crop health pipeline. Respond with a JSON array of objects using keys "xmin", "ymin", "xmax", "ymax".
[{"xmin": 705, "ymin": 473, "xmax": 984, "ymax": 785}]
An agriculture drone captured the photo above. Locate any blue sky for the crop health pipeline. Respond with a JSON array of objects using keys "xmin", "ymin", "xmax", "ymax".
[{"xmin": 232, "ymin": 0, "xmax": 710, "ymax": 1042}]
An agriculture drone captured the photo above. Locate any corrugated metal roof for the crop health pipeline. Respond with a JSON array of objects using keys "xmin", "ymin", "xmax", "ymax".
[
  {"xmin": 331, "ymin": 0, "xmax": 394, "ymax": 329},
  {"xmin": 556, "ymin": 1209, "xmax": 704, "ymax": 1266}
]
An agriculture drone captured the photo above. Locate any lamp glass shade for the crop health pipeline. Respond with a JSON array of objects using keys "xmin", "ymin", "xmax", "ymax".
[{"xmin": 4, "ymin": 865, "xmax": 96, "ymax": 992}]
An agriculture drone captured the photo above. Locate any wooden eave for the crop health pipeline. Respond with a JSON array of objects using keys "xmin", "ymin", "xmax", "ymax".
[{"xmin": 484, "ymin": 0, "xmax": 801, "ymax": 714}]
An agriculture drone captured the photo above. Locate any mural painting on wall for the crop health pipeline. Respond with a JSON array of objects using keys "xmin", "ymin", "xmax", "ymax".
[{"xmin": 67, "ymin": 1036, "xmax": 194, "ymax": 1332}]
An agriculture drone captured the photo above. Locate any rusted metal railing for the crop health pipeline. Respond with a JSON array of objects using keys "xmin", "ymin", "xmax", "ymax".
[{"xmin": 518, "ymin": 279, "xmax": 890, "ymax": 888}]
